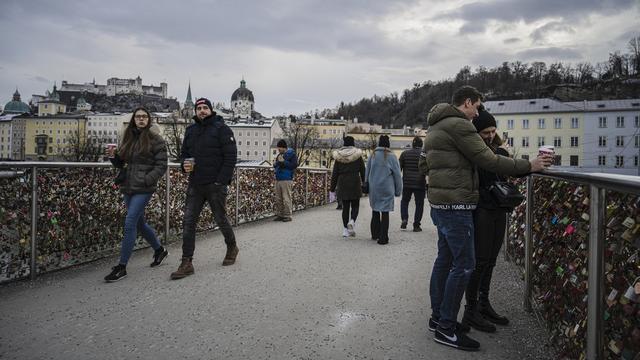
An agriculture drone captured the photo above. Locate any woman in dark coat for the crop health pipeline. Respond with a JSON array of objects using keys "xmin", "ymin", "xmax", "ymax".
[
  {"xmin": 462, "ymin": 109, "xmax": 512, "ymax": 331},
  {"xmin": 104, "ymin": 107, "xmax": 169, "ymax": 282},
  {"xmin": 330, "ymin": 136, "xmax": 365, "ymax": 237}
]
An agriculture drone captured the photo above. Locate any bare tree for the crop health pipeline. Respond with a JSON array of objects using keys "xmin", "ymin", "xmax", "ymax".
[
  {"xmin": 61, "ymin": 131, "xmax": 105, "ymax": 162},
  {"xmin": 158, "ymin": 114, "xmax": 190, "ymax": 160},
  {"xmin": 281, "ymin": 121, "xmax": 320, "ymax": 166},
  {"xmin": 628, "ymin": 36, "xmax": 640, "ymax": 76}
]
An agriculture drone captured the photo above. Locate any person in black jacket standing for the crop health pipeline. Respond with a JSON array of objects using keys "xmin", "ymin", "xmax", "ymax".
[
  {"xmin": 399, "ymin": 136, "xmax": 427, "ymax": 232},
  {"xmin": 330, "ymin": 136, "xmax": 365, "ymax": 237},
  {"xmin": 104, "ymin": 107, "xmax": 169, "ymax": 282},
  {"xmin": 462, "ymin": 109, "xmax": 511, "ymax": 332},
  {"xmin": 171, "ymin": 98, "xmax": 239, "ymax": 280}
]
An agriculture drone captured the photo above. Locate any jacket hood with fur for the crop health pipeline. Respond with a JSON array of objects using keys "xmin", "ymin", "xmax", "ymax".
[{"xmin": 332, "ymin": 146, "xmax": 363, "ymax": 163}]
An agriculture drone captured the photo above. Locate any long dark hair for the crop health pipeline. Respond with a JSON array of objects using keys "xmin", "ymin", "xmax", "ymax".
[{"xmin": 119, "ymin": 107, "xmax": 155, "ymax": 161}]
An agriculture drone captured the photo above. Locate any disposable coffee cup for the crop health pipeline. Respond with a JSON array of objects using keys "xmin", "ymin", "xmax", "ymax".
[
  {"xmin": 106, "ymin": 143, "xmax": 117, "ymax": 158},
  {"xmin": 538, "ymin": 145, "xmax": 555, "ymax": 157},
  {"xmin": 184, "ymin": 157, "xmax": 195, "ymax": 172}
]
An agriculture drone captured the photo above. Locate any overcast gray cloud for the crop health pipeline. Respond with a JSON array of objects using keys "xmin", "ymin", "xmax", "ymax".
[{"xmin": 0, "ymin": 0, "xmax": 638, "ymax": 116}]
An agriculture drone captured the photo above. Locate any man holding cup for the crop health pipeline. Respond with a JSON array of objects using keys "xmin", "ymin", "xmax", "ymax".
[{"xmin": 171, "ymin": 97, "xmax": 239, "ymax": 280}]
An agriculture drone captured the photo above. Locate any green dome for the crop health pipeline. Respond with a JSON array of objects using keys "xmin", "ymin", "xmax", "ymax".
[{"xmin": 4, "ymin": 89, "xmax": 31, "ymax": 114}]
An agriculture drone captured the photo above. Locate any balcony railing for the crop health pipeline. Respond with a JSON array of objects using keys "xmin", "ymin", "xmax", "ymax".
[
  {"xmin": 507, "ymin": 170, "xmax": 640, "ymax": 360},
  {"xmin": 0, "ymin": 162, "xmax": 330, "ymax": 283}
]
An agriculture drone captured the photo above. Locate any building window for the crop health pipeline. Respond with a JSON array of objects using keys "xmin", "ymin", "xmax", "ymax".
[
  {"xmin": 246, "ymin": 151, "xmax": 250, "ymax": 156},
  {"xmin": 238, "ymin": 151, "xmax": 241, "ymax": 155},
  {"xmin": 263, "ymin": 141, "xmax": 266, "ymax": 146},
  {"xmin": 570, "ymin": 155, "xmax": 579, "ymax": 166},
  {"xmin": 238, "ymin": 141, "xmax": 242, "ymax": 146},
  {"xmin": 521, "ymin": 154, "xmax": 529, "ymax": 160},
  {"xmin": 598, "ymin": 136, "xmax": 607, "ymax": 147},
  {"xmin": 553, "ymin": 136, "xmax": 562, "ymax": 147},
  {"xmin": 537, "ymin": 136, "xmax": 545, "ymax": 147},
  {"xmin": 522, "ymin": 119, "xmax": 529, "ymax": 129},
  {"xmin": 635, "ymin": 135, "xmax": 640, "ymax": 148},
  {"xmin": 554, "ymin": 118, "xmax": 562, "ymax": 129},
  {"xmin": 254, "ymin": 151, "xmax": 258, "ymax": 156},
  {"xmin": 616, "ymin": 116, "xmax": 625, "ymax": 128},
  {"xmin": 507, "ymin": 119, "xmax": 514, "ymax": 129},
  {"xmin": 554, "ymin": 155, "xmax": 562, "ymax": 166},
  {"xmin": 538, "ymin": 118, "xmax": 545, "ymax": 129},
  {"xmin": 238, "ymin": 131, "xmax": 242, "ymax": 136},
  {"xmin": 507, "ymin": 137, "xmax": 514, "ymax": 147},
  {"xmin": 521, "ymin": 136, "xmax": 529, "ymax": 147},
  {"xmin": 254, "ymin": 141, "xmax": 258, "ymax": 146},
  {"xmin": 598, "ymin": 117, "xmax": 607, "ymax": 128},
  {"xmin": 615, "ymin": 156, "xmax": 624, "ymax": 167},
  {"xmin": 598, "ymin": 155, "xmax": 606, "ymax": 166},
  {"xmin": 570, "ymin": 137, "xmax": 579, "ymax": 147},
  {"xmin": 635, "ymin": 156, "xmax": 639, "ymax": 167},
  {"xmin": 616, "ymin": 136, "xmax": 624, "ymax": 147},
  {"xmin": 262, "ymin": 151, "xmax": 266, "ymax": 156},
  {"xmin": 635, "ymin": 116, "xmax": 639, "ymax": 128}
]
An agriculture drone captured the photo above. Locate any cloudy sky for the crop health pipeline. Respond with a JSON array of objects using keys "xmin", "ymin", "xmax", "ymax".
[{"xmin": 0, "ymin": 0, "xmax": 638, "ymax": 116}]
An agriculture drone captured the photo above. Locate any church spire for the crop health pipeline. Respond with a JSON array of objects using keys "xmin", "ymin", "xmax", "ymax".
[{"xmin": 184, "ymin": 81, "xmax": 194, "ymax": 109}]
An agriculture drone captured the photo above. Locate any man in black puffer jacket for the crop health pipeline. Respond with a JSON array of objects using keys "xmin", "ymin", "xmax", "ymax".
[
  {"xmin": 399, "ymin": 136, "xmax": 427, "ymax": 232},
  {"xmin": 171, "ymin": 98, "xmax": 239, "ymax": 280}
]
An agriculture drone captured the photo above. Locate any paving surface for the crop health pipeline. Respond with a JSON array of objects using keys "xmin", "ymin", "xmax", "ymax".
[{"xmin": 0, "ymin": 199, "xmax": 553, "ymax": 360}]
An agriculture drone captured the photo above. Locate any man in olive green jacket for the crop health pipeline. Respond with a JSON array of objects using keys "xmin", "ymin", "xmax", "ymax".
[{"xmin": 420, "ymin": 86, "xmax": 551, "ymax": 351}]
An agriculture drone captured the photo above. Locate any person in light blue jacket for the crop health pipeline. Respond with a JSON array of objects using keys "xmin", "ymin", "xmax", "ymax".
[{"xmin": 366, "ymin": 135, "xmax": 402, "ymax": 245}]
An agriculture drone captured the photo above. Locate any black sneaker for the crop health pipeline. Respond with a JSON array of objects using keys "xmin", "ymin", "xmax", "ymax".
[
  {"xmin": 104, "ymin": 264, "xmax": 127, "ymax": 282},
  {"xmin": 434, "ymin": 327, "xmax": 480, "ymax": 351},
  {"xmin": 400, "ymin": 220, "xmax": 407, "ymax": 230},
  {"xmin": 150, "ymin": 246, "xmax": 169, "ymax": 267},
  {"xmin": 428, "ymin": 317, "xmax": 470, "ymax": 333},
  {"xmin": 413, "ymin": 224, "xmax": 422, "ymax": 232},
  {"xmin": 462, "ymin": 306, "xmax": 496, "ymax": 333}
]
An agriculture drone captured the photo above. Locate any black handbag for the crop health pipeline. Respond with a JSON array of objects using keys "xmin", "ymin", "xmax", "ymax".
[
  {"xmin": 114, "ymin": 168, "xmax": 127, "ymax": 185},
  {"xmin": 361, "ymin": 181, "xmax": 369, "ymax": 194},
  {"xmin": 488, "ymin": 181, "xmax": 524, "ymax": 209}
]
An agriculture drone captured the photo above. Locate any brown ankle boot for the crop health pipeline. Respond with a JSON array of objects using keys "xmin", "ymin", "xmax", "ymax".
[
  {"xmin": 171, "ymin": 257, "xmax": 194, "ymax": 279},
  {"xmin": 222, "ymin": 245, "xmax": 239, "ymax": 266}
]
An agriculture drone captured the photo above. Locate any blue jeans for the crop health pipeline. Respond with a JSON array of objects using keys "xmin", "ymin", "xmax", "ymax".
[
  {"xmin": 119, "ymin": 193, "xmax": 161, "ymax": 265},
  {"xmin": 429, "ymin": 208, "xmax": 476, "ymax": 330}
]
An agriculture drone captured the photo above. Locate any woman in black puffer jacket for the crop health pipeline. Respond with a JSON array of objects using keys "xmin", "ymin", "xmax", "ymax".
[
  {"xmin": 104, "ymin": 107, "xmax": 169, "ymax": 282},
  {"xmin": 330, "ymin": 136, "xmax": 365, "ymax": 237}
]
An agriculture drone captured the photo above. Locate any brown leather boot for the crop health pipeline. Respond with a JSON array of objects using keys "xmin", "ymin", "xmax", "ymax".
[
  {"xmin": 170, "ymin": 257, "xmax": 194, "ymax": 279},
  {"xmin": 222, "ymin": 245, "xmax": 239, "ymax": 266}
]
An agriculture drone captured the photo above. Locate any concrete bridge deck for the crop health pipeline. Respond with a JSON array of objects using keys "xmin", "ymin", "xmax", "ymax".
[{"xmin": 0, "ymin": 199, "xmax": 552, "ymax": 360}]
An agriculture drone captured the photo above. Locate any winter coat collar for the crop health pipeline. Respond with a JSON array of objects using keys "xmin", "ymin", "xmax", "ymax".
[
  {"xmin": 427, "ymin": 103, "xmax": 467, "ymax": 126},
  {"xmin": 332, "ymin": 146, "xmax": 363, "ymax": 163}
]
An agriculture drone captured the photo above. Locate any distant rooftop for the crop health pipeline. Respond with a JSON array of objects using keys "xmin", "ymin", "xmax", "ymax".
[
  {"xmin": 483, "ymin": 98, "xmax": 580, "ymax": 115},
  {"xmin": 564, "ymin": 99, "xmax": 640, "ymax": 111}
]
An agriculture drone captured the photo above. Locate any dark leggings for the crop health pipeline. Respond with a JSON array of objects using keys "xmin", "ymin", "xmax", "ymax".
[
  {"xmin": 370, "ymin": 211, "xmax": 390, "ymax": 242},
  {"xmin": 465, "ymin": 208, "xmax": 507, "ymax": 305},
  {"xmin": 341, "ymin": 199, "xmax": 360, "ymax": 227}
]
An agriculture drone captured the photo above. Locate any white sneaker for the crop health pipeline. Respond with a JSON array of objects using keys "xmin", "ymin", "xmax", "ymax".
[
  {"xmin": 347, "ymin": 219, "xmax": 356, "ymax": 237},
  {"xmin": 342, "ymin": 228, "xmax": 350, "ymax": 237}
]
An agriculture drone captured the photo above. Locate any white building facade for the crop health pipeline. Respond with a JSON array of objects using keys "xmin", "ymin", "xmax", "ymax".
[
  {"xmin": 229, "ymin": 119, "xmax": 282, "ymax": 162},
  {"xmin": 86, "ymin": 113, "xmax": 132, "ymax": 146},
  {"xmin": 0, "ymin": 114, "xmax": 25, "ymax": 160},
  {"xmin": 567, "ymin": 99, "xmax": 640, "ymax": 175}
]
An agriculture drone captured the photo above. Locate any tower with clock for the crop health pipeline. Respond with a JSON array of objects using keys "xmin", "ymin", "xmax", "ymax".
[{"xmin": 231, "ymin": 79, "xmax": 255, "ymax": 119}]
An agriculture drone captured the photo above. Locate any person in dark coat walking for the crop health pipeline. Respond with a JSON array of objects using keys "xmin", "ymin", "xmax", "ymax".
[
  {"xmin": 330, "ymin": 136, "xmax": 365, "ymax": 237},
  {"xmin": 399, "ymin": 136, "xmax": 427, "ymax": 232},
  {"xmin": 462, "ymin": 109, "xmax": 512, "ymax": 332},
  {"xmin": 171, "ymin": 98, "xmax": 239, "ymax": 280},
  {"xmin": 104, "ymin": 107, "xmax": 169, "ymax": 282}
]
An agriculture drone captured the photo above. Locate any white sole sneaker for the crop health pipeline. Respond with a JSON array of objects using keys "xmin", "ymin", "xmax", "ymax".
[{"xmin": 347, "ymin": 220, "xmax": 355, "ymax": 236}]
